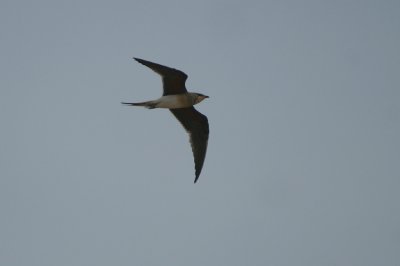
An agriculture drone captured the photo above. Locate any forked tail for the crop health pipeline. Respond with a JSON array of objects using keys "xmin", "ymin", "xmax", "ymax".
[{"xmin": 121, "ymin": 100, "xmax": 157, "ymax": 109}]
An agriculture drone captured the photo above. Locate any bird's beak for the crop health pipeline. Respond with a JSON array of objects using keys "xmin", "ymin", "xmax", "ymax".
[{"xmin": 205, "ymin": 95, "xmax": 210, "ymax": 98}]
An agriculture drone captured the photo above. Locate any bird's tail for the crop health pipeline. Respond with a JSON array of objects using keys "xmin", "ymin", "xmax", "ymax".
[{"xmin": 121, "ymin": 100, "xmax": 157, "ymax": 109}]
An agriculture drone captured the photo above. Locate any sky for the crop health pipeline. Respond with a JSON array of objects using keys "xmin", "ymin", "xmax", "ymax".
[{"xmin": 1, "ymin": 0, "xmax": 399, "ymax": 265}]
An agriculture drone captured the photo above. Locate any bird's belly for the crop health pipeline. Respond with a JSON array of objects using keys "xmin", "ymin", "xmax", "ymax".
[{"xmin": 156, "ymin": 95, "xmax": 193, "ymax": 109}]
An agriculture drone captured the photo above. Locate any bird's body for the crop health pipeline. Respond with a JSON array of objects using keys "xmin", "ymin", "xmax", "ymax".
[
  {"xmin": 122, "ymin": 58, "xmax": 210, "ymax": 183},
  {"xmin": 125, "ymin": 93, "xmax": 205, "ymax": 109}
]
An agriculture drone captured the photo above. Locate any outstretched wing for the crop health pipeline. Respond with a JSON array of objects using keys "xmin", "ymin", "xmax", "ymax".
[
  {"xmin": 134, "ymin": 58, "xmax": 188, "ymax": 95},
  {"xmin": 170, "ymin": 107, "xmax": 209, "ymax": 183}
]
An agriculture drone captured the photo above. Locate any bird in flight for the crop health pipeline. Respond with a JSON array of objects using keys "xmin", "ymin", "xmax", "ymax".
[{"xmin": 122, "ymin": 58, "xmax": 210, "ymax": 183}]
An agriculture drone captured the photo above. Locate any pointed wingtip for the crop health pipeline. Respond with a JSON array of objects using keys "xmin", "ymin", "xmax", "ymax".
[{"xmin": 133, "ymin": 57, "xmax": 147, "ymax": 66}]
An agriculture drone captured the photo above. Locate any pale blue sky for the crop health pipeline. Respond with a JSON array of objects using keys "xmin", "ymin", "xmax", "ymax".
[{"xmin": 1, "ymin": 1, "xmax": 399, "ymax": 265}]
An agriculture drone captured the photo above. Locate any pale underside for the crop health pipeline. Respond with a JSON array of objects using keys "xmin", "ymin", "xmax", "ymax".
[{"xmin": 151, "ymin": 94, "xmax": 196, "ymax": 109}]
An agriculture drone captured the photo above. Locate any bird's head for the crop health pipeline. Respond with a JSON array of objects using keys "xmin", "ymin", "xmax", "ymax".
[{"xmin": 194, "ymin": 93, "xmax": 209, "ymax": 104}]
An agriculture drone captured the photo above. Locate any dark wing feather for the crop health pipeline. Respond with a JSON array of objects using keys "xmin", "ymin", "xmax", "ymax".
[
  {"xmin": 134, "ymin": 58, "xmax": 188, "ymax": 95},
  {"xmin": 170, "ymin": 107, "xmax": 209, "ymax": 183}
]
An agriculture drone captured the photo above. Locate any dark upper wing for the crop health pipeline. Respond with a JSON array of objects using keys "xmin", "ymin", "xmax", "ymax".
[
  {"xmin": 134, "ymin": 58, "xmax": 188, "ymax": 95},
  {"xmin": 170, "ymin": 107, "xmax": 209, "ymax": 183}
]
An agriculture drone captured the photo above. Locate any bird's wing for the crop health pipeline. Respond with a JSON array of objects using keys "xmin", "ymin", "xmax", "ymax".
[
  {"xmin": 134, "ymin": 58, "xmax": 188, "ymax": 95},
  {"xmin": 170, "ymin": 107, "xmax": 209, "ymax": 183}
]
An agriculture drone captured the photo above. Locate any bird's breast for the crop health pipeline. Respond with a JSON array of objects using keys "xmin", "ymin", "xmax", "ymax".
[{"xmin": 156, "ymin": 94, "xmax": 194, "ymax": 109}]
